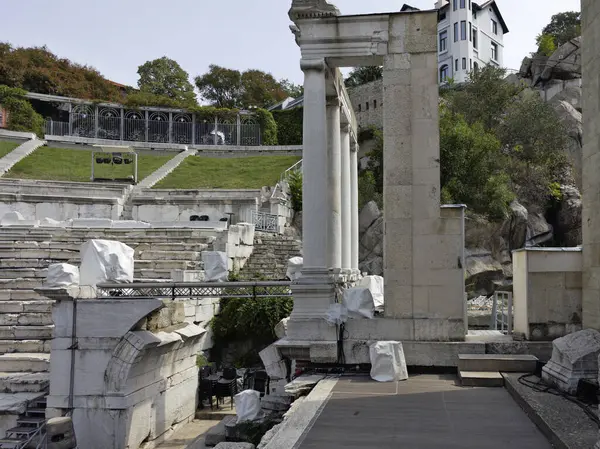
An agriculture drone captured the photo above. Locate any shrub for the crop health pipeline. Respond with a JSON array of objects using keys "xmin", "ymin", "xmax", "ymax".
[
  {"xmin": 272, "ymin": 108, "xmax": 303, "ymax": 145},
  {"xmin": 287, "ymin": 170, "xmax": 302, "ymax": 212},
  {"xmin": 254, "ymin": 108, "xmax": 278, "ymax": 145},
  {"xmin": 0, "ymin": 84, "xmax": 44, "ymax": 136}
]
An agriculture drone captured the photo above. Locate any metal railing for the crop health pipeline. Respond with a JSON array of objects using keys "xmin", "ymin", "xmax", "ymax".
[
  {"xmin": 251, "ymin": 210, "xmax": 279, "ymax": 233},
  {"xmin": 280, "ymin": 159, "xmax": 302, "ymax": 183},
  {"xmin": 45, "ymin": 117, "xmax": 262, "ymax": 146},
  {"xmin": 96, "ymin": 281, "xmax": 292, "ymax": 299},
  {"xmin": 491, "ymin": 291, "xmax": 513, "ymax": 334},
  {"xmin": 6, "ymin": 422, "xmax": 46, "ymax": 448}
]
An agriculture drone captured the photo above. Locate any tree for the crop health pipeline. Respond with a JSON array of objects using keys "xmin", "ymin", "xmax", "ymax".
[
  {"xmin": 240, "ymin": 70, "xmax": 288, "ymax": 108},
  {"xmin": 345, "ymin": 67, "xmax": 383, "ymax": 88},
  {"xmin": 137, "ymin": 57, "xmax": 196, "ymax": 106},
  {"xmin": 536, "ymin": 33, "xmax": 557, "ymax": 57},
  {"xmin": 279, "ymin": 79, "xmax": 303, "ymax": 98},
  {"xmin": 541, "ymin": 11, "xmax": 581, "ymax": 48}
]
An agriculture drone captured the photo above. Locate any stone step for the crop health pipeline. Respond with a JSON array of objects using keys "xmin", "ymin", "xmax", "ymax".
[
  {"xmin": 0, "ymin": 290, "xmax": 46, "ymax": 301},
  {"xmin": 0, "ymin": 259, "xmax": 51, "ymax": 269},
  {"xmin": 0, "ymin": 313, "xmax": 52, "ymax": 327},
  {"xmin": 0, "ymin": 354, "xmax": 49, "ymax": 373},
  {"xmin": 0, "ymin": 279, "xmax": 43, "ymax": 289},
  {"xmin": 458, "ymin": 371, "xmax": 504, "ymax": 387},
  {"xmin": 2, "ymin": 242, "xmax": 80, "ymax": 251},
  {"xmin": 134, "ymin": 242, "xmax": 210, "ymax": 252},
  {"xmin": 136, "ymin": 250, "xmax": 201, "ymax": 261},
  {"xmin": 0, "ymin": 372, "xmax": 49, "ymax": 393},
  {"xmin": 457, "ymin": 354, "xmax": 538, "ymax": 373},
  {"xmin": 0, "ymin": 326, "xmax": 54, "ymax": 340},
  {"xmin": 0, "ymin": 249, "xmax": 76, "ymax": 260},
  {"xmin": 134, "ymin": 269, "xmax": 175, "ymax": 279},
  {"xmin": 0, "ymin": 269, "xmax": 47, "ymax": 279},
  {"xmin": 0, "ymin": 340, "xmax": 50, "ymax": 354},
  {"xmin": 0, "ymin": 392, "xmax": 47, "ymax": 416},
  {"xmin": 0, "ymin": 301, "xmax": 52, "ymax": 314}
]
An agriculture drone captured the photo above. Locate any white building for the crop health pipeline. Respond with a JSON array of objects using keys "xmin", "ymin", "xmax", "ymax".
[{"xmin": 403, "ymin": 0, "xmax": 508, "ymax": 84}]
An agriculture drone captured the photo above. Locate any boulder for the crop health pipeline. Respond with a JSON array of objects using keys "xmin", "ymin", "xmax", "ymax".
[
  {"xmin": 526, "ymin": 211, "xmax": 553, "ymax": 246},
  {"xmin": 531, "ymin": 55, "xmax": 549, "ymax": 86},
  {"xmin": 541, "ymin": 37, "xmax": 581, "ymax": 81},
  {"xmin": 360, "ymin": 256, "xmax": 383, "ymax": 276},
  {"xmin": 556, "ymin": 185, "xmax": 582, "ymax": 246},
  {"xmin": 550, "ymin": 100, "xmax": 583, "ymax": 188},
  {"xmin": 519, "ymin": 56, "xmax": 533, "ymax": 78},
  {"xmin": 542, "ymin": 329, "xmax": 600, "ymax": 395},
  {"xmin": 552, "ymin": 86, "xmax": 582, "ymax": 112},
  {"xmin": 465, "ymin": 249, "xmax": 504, "ymax": 297},
  {"xmin": 359, "ymin": 201, "xmax": 381, "ymax": 234},
  {"xmin": 499, "ymin": 201, "xmax": 529, "ymax": 251},
  {"xmin": 360, "ymin": 216, "xmax": 383, "ymax": 260}
]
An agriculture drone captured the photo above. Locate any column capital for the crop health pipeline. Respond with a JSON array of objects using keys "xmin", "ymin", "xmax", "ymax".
[
  {"xmin": 300, "ymin": 58, "xmax": 327, "ymax": 72},
  {"xmin": 326, "ymin": 97, "xmax": 342, "ymax": 108}
]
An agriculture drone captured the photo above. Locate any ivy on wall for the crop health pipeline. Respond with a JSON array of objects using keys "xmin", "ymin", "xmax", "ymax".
[
  {"xmin": 254, "ymin": 108, "xmax": 278, "ymax": 145},
  {"xmin": 0, "ymin": 85, "xmax": 44, "ymax": 136},
  {"xmin": 271, "ymin": 108, "xmax": 303, "ymax": 146}
]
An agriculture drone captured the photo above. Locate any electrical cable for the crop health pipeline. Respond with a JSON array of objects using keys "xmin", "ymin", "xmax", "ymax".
[{"xmin": 517, "ymin": 373, "xmax": 600, "ymax": 425}]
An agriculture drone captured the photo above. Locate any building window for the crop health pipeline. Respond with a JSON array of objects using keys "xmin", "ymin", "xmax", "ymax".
[
  {"xmin": 439, "ymin": 11, "xmax": 446, "ymax": 21},
  {"xmin": 453, "ymin": 0, "xmax": 457, "ymax": 11},
  {"xmin": 462, "ymin": 58, "xmax": 467, "ymax": 70},
  {"xmin": 439, "ymin": 31, "xmax": 448, "ymax": 52},
  {"xmin": 469, "ymin": 22, "xmax": 472, "ymax": 41},
  {"xmin": 373, "ymin": 100, "xmax": 377, "ymax": 109},
  {"xmin": 366, "ymin": 102, "xmax": 369, "ymax": 111},
  {"xmin": 440, "ymin": 65, "xmax": 449, "ymax": 82},
  {"xmin": 460, "ymin": 0, "xmax": 465, "ymax": 8},
  {"xmin": 461, "ymin": 21, "xmax": 467, "ymax": 40},
  {"xmin": 470, "ymin": 59, "xmax": 473, "ymax": 70},
  {"xmin": 454, "ymin": 22, "xmax": 459, "ymax": 42},
  {"xmin": 491, "ymin": 42, "xmax": 498, "ymax": 61},
  {"xmin": 358, "ymin": 104, "xmax": 361, "ymax": 113},
  {"xmin": 491, "ymin": 19, "xmax": 498, "ymax": 35},
  {"xmin": 473, "ymin": 28, "xmax": 478, "ymax": 49},
  {"xmin": 455, "ymin": 59, "xmax": 459, "ymax": 72}
]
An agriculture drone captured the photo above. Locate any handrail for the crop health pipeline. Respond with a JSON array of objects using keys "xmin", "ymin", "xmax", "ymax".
[{"xmin": 280, "ymin": 159, "xmax": 303, "ymax": 183}]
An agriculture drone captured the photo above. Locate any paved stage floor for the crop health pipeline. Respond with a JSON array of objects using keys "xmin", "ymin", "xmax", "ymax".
[{"xmin": 296, "ymin": 374, "xmax": 552, "ymax": 449}]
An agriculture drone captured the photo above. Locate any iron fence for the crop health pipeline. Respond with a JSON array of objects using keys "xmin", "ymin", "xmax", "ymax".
[
  {"xmin": 96, "ymin": 281, "xmax": 292, "ymax": 299},
  {"xmin": 251, "ymin": 210, "xmax": 279, "ymax": 233},
  {"xmin": 44, "ymin": 115, "xmax": 262, "ymax": 146},
  {"xmin": 491, "ymin": 291, "xmax": 513, "ymax": 334}
]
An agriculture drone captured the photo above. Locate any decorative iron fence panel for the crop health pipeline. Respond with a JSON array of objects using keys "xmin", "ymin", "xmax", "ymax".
[
  {"xmin": 97, "ymin": 116, "xmax": 121, "ymax": 140},
  {"xmin": 96, "ymin": 281, "xmax": 292, "ymax": 299},
  {"xmin": 251, "ymin": 210, "xmax": 278, "ymax": 233},
  {"xmin": 491, "ymin": 291, "xmax": 513, "ymax": 334},
  {"xmin": 45, "ymin": 120, "xmax": 70, "ymax": 136}
]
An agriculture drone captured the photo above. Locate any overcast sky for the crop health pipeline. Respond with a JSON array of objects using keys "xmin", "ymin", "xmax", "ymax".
[{"xmin": 1, "ymin": 0, "xmax": 581, "ymax": 88}]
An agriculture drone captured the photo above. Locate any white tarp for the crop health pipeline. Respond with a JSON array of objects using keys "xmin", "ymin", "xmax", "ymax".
[
  {"xmin": 79, "ymin": 239, "xmax": 134, "ymax": 287},
  {"xmin": 234, "ymin": 390, "xmax": 261, "ymax": 423},
  {"xmin": 342, "ymin": 287, "xmax": 375, "ymax": 319},
  {"xmin": 45, "ymin": 263, "xmax": 79, "ymax": 288},
  {"xmin": 202, "ymin": 251, "xmax": 229, "ymax": 282},
  {"xmin": 369, "ymin": 341, "xmax": 408, "ymax": 382},
  {"xmin": 325, "ymin": 303, "xmax": 348, "ymax": 326},
  {"xmin": 286, "ymin": 257, "xmax": 303, "ymax": 281},
  {"xmin": 358, "ymin": 275, "xmax": 384, "ymax": 311}
]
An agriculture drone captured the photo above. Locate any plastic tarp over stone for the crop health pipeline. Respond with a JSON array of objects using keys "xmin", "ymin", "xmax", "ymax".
[
  {"xmin": 369, "ymin": 341, "xmax": 408, "ymax": 382},
  {"xmin": 358, "ymin": 275, "xmax": 384, "ymax": 311},
  {"xmin": 286, "ymin": 257, "xmax": 303, "ymax": 281},
  {"xmin": 202, "ymin": 251, "xmax": 229, "ymax": 282},
  {"xmin": 45, "ymin": 263, "xmax": 79, "ymax": 288},
  {"xmin": 79, "ymin": 239, "xmax": 134, "ymax": 287},
  {"xmin": 343, "ymin": 287, "xmax": 375, "ymax": 319},
  {"xmin": 234, "ymin": 390, "xmax": 262, "ymax": 424}
]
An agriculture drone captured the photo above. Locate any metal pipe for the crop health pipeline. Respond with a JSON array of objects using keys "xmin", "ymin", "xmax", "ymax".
[{"xmin": 68, "ymin": 298, "xmax": 77, "ymax": 412}]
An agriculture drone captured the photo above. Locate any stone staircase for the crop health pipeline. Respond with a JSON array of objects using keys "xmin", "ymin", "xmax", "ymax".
[
  {"xmin": 0, "ymin": 226, "xmax": 220, "ymax": 433},
  {"xmin": 458, "ymin": 354, "xmax": 539, "ymax": 387},
  {"xmin": 0, "ymin": 395, "xmax": 47, "ymax": 448},
  {"xmin": 239, "ymin": 232, "xmax": 302, "ymax": 280}
]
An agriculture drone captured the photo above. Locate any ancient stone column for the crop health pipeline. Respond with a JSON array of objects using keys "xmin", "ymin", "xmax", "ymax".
[
  {"xmin": 350, "ymin": 141, "xmax": 359, "ymax": 272},
  {"xmin": 340, "ymin": 125, "xmax": 352, "ymax": 272},
  {"xmin": 326, "ymin": 98, "xmax": 342, "ymax": 272}
]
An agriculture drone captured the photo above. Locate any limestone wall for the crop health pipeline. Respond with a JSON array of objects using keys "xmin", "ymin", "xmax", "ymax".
[
  {"xmin": 348, "ymin": 79, "xmax": 383, "ymax": 130},
  {"xmin": 46, "ymin": 295, "xmax": 204, "ymax": 449},
  {"xmin": 513, "ymin": 248, "xmax": 582, "ymax": 340}
]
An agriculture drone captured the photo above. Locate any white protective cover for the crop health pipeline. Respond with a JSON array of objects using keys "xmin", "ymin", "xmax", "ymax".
[
  {"xmin": 325, "ymin": 303, "xmax": 348, "ymax": 326},
  {"xmin": 358, "ymin": 275, "xmax": 384, "ymax": 311},
  {"xmin": 79, "ymin": 239, "xmax": 134, "ymax": 286},
  {"xmin": 45, "ymin": 263, "xmax": 79, "ymax": 288},
  {"xmin": 0, "ymin": 211, "xmax": 24, "ymax": 225},
  {"xmin": 342, "ymin": 287, "xmax": 375, "ymax": 319},
  {"xmin": 369, "ymin": 341, "xmax": 408, "ymax": 382},
  {"xmin": 234, "ymin": 390, "xmax": 261, "ymax": 423},
  {"xmin": 202, "ymin": 251, "xmax": 229, "ymax": 282},
  {"xmin": 286, "ymin": 257, "xmax": 303, "ymax": 281}
]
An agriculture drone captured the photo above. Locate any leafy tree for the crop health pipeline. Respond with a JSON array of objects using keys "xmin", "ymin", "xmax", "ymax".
[
  {"xmin": 0, "ymin": 85, "xmax": 44, "ymax": 136},
  {"xmin": 541, "ymin": 11, "xmax": 581, "ymax": 48},
  {"xmin": 535, "ymin": 33, "xmax": 557, "ymax": 57},
  {"xmin": 195, "ymin": 65, "xmax": 242, "ymax": 108},
  {"xmin": 137, "ymin": 57, "xmax": 196, "ymax": 106},
  {"xmin": 240, "ymin": 70, "xmax": 288, "ymax": 108},
  {"xmin": 280, "ymin": 79, "xmax": 303, "ymax": 98},
  {"xmin": 345, "ymin": 67, "xmax": 383, "ymax": 88}
]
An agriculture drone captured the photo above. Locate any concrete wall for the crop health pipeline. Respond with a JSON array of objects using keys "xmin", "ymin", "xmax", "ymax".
[
  {"xmin": 582, "ymin": 0, "xmax": 600, "ymax": 331},
  {"xmin": 47, "ymin": 296, "xmax": 204, "ymax": 449},
  {"xmin": 513, "ymin": 248, "xmax": 582, "ymax": 341},
  {"xmin": 131, "ymin": 189, "xmax": 261, "ymax": 225}
]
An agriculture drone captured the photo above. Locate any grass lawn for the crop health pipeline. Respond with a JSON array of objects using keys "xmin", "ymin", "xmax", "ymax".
[
  {"xmin": 0, "ymin": 140, "xmax": 21, "ymax": 159},
  {"xmin": 3, "ymin": 147, "xmax": 173, "ymax": 183},
  {"xmin": 154, "ymin": 155, "xmax": 301, "ymax": 189}
]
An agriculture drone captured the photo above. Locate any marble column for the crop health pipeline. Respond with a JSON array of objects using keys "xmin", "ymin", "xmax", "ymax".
[
  {"xmin": 326, "ymin": 99, "xmax": 342, "ymax": 273},
  {"xmin": 340, "ymin": 125, "xmax": 352, "ymax": 272},
  {"xmin": 350, "ymin": 142, "xmax": 359, "ymax": 272}
]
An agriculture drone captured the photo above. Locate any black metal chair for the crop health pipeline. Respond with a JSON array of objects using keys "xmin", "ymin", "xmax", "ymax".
[
  {"xmin": 215, "ymin": 367, "xmax": 238, "ymax": 409},
  {"xmin": 198, "ymin": 366, "xmax": 214, "ymax": 409},
  {"xmin": 252, "ymin": 370, "xmax": 269, "ymax": 397}
]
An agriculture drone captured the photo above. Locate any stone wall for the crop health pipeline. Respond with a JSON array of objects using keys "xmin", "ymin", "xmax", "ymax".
[
  {"xmin": 513, "ymin": 248, "xmax": 582, "ymax": 340},
  {"xmin": 348, "ymin": 79, "xmax": 383, "ymax": 130},
  {"xmin": 46, "ymin": 293, "xmax": 204, "ymax": 449}
]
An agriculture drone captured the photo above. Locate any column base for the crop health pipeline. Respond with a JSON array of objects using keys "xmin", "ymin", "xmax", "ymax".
[{"xmin": 290, "ymin": 267, "xmax": 336, "ymax": 320}]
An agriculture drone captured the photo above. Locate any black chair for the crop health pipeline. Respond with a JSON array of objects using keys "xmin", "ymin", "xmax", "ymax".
[
  {"xmin": 198, "ymin": 366, "xmax": 214, "ymax": 410},
  {"xmin": 252, "ymin": 371, "xmax": 269, "ymax": 397},
  {"xmin": 215, "ymin": 367, "xmax": 238, "ymax": 409}
]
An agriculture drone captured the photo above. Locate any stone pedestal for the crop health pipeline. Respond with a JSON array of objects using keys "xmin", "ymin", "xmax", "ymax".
[{"xmin": 541, "ymin": 328, "xmax": 600, "ymax": 395}]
